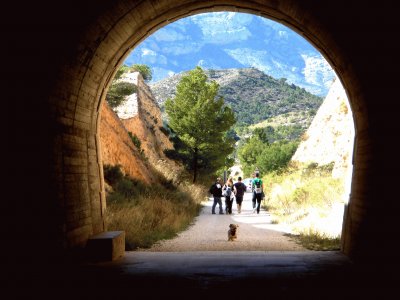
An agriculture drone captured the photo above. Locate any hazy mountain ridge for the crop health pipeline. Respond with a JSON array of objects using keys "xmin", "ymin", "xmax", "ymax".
[
  {"xmin": 149, "ymin": 67, "xmax": 323, "ymax": 126},
  {"xmin": 126, "ymin": 12, "xmax": 335, "ymax": 96}
]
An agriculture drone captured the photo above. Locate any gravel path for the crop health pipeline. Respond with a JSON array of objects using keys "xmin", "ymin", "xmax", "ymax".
[{"xmin": 143, "ymin": 192, "xmax": 308, "ymax": 252}]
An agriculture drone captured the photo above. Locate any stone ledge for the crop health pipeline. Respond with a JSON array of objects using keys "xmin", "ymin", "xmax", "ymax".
[{"xmin": 86, "ymin": 231, "xmax": 125, "ymax": 261}]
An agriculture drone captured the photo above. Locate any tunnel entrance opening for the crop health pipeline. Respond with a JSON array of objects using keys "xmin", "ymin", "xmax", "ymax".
[
  {"xmin": 28, "ymin": 0, "xmax": 387, "ymax": 267},
  {"xmin": 7, "ymin": 0, "xmax": 400, "ymax": 297},
  {"xmin": 98, "ymin": 10, "xmax": 355, "ymax": 254}
]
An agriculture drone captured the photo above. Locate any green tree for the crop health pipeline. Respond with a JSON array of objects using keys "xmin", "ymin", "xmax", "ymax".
[
  {"xmin": 106, "ymin": 81, "xmax": 137, "ymax": 108},
  {"xmin": 253, "ymin": 127, "xmax": 270, "ymax": 143},
  {"xmin": 131, "ymin": 64, "xmax": 152, "ymax": 82},
  {"xmin": 237, "ymin": 136, "xmax": 265, "ymax": 176},
  {"xmin": 165, "ymin": 67, "xmax": 236, "ymax": 182},
  {"xmin": 257, "ymin": 141, "xmax": 299, "ymax": 174},
  {"xmin": 105, "ymin": 65, "xmax": 137, "ymax": 108},
  {"xmin": 114, "ymin": 64, "xmax": 130, "ymax": 80}
]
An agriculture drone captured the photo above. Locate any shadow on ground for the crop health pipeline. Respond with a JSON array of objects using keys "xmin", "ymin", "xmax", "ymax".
[{"xmin": 8, "ymin": 250, "xmax": 397, "ymax": 300}]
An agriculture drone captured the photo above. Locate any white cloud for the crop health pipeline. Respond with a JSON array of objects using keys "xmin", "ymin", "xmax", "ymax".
[
  {"xmin": 153, "ymin": 28, "xmax": 186, "ymax": 42},
  {"xmin": 278, "ymin": 30, "xmax": 289, "ymax": 39},
  {"xmin": 142, "ymin": 48, "xmax": 156, "ymax": 56},
  {"xmin": 140, "ymin": 48, "xmax": 167, "ymax": 64}
]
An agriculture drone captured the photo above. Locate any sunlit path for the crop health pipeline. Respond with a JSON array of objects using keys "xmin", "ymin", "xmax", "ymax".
[
  {"xmin": 141, "ymin": 192, "xmax": 306, "ymax": 252},
  {"xmin": 79, "ymin": 195, "xmax": 369, "ymax": 298}
]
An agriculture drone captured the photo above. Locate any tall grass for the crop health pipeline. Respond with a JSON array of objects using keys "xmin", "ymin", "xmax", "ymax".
[
  {"xmin": 263, "ymin": 163, "xmax": 345, "ymax": 250},
  {"xmin": 104, "ymin": 165, "xmax": 205, "ymax": 249}
]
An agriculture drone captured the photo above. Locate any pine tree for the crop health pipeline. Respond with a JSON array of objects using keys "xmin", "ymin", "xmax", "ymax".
[{"xmin": 165, "ymin": 67, "xmax": 236, "ymax": 182}]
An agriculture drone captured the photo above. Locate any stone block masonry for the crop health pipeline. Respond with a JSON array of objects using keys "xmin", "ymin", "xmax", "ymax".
[{"xmin": 85, "ymin": 231, "xmax": 125, "ymax": 261}]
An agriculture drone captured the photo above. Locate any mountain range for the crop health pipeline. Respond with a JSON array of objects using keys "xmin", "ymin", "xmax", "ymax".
[
  {"xmin": 125, "ymin": 12, "xmax": 336, "ymax": 97},
  {"xmin": 149, "ymin": 67, "xmax": 323, "ymax": 126}
]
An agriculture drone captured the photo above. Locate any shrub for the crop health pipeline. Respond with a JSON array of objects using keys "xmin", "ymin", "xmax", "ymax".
[
  {"xmin": 103, "ymin": 164, "xmax": 124, "ymax": 186},
  {"xmin": 263, "ymin": 163, "xmax": 345, "ymax": 248},
  {"xmin": 286, "ymin": 230, "xmax": 341, "ymax": 250},
  {"xmin": 128, "ymin": 132, "xmax": 145, "ymax": 156},
  {"xmin": 131, "ymin": 64, "xmax": 152, "ymax": 82},
  {"xmin": 104, "ymin": 173, "xmax": 205, "ymax": 249},
  {"xmin": 106, "ymin": 81, "xmax": 137, "ymax": 108},
  {"xmin": 257, "ymin": 141, "xmax": 299, "ymax": 173},
  {"xmin": 128, "ymin": 132, "xmax": 141, "ymax": 149}
]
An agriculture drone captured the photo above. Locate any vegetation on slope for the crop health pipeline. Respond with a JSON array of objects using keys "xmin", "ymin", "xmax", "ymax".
[
  {"xmin": 103, "ymin": 164, "xmax": 205, "ymax": 249},
  {"xmin": 106, "ymin": 64, "xmax": 153, "ymax": 108},
  {"xmin": 262, "ymin": 162, "xmax": 344, "ymax": 250},
  {"xmin": 150, "ymin": 68, "xmax": 322, "ymax": 126}
]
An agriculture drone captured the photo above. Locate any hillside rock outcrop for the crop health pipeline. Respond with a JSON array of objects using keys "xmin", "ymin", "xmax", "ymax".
[
  {"xmin": 119, "ymin": 72, "xmax": 173, "ymax": 164},
  {"xmin": 291, "ymin": 77, "xmax": 354, "ymax": 180},
  {"xmin": 99, "ymin": 72, "xmax": 178, "ymax": 185},
  {"xmin": 99, "ymin": 100, "xmax": 154, "ymax": 184}
]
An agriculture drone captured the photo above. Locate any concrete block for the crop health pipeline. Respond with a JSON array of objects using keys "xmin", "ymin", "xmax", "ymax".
[{"xmin": 86, "ymin": 231, "xmax": 125, "ymax": 261}]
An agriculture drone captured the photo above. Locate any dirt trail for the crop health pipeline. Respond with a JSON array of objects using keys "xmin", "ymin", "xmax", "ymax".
[{"xmin": 143, "ymin": 192, "xmax": 308, "ymax": 252}]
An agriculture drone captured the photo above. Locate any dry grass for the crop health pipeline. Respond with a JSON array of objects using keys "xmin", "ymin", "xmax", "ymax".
[
  {"xmin": 285, "ymin": 230, "xmax": 341, "ymax": 251},
  {"xmin": 263, "ymin": 163, "xmax": 345, "ymax": 250},
  {"xmin": 104, "ymin": 170, "xmax": 205, "ymax": 249}
]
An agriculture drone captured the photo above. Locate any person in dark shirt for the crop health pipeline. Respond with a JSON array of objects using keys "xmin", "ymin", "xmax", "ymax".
[
  {"xmin": 209, "ymin": 177, "xmax": 224, "ymax": 214},
  {"xmin": 233, "ymin": 176, "xmax": 247, "ymax": 214}
]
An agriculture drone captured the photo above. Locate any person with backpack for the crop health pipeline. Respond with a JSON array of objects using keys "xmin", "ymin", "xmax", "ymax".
[
  {"xmin": 222, "ymin": 177, "xmax": 235, "ymax": 214},
  {"xmin": 209, "ymin": 177, "xmax": 224, "ymax": 215},
  {"xmin": 250, "ymin": 172, "xmax": 257, "ymax": 212},
  {"xmin": 233, "ymin": 176, "xmax": 247, "ymax": 214},
  {"xmin": 252, "ymin": 173, "xmax": 264, "ymax": 214}
]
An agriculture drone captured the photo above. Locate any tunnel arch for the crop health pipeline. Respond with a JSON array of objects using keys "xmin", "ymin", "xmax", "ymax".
[{"xmin": 51, "ymin": 0, "xmax": 370, "ymax": 260}]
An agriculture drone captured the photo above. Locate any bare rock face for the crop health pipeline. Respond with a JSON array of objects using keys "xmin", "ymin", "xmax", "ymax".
[
  {"xmin": 114, "ymin": 72, "xmax": 139, "ymax": 119},
  {"xmin": 99, "ymin": 101, "xmax": 154, "ymax": 184},
  {"xmin": 99, "ymin": 72, "xmax": 178, "ymax": 185},
  {"xmin": 121, "ymin": 73, "xmax": 173, "ymax": 163},
  {"xmin": 291, "ymin": 77, "xmax": 355, "ymax": 179}
]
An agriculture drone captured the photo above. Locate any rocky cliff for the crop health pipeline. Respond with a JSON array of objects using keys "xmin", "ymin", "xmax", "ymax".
[
  {"xmin": 291, "ymin": 77, "xmax": 354, "ymax": 180},
  {"xmin": 119, "ymin": 72, "xmax": 173, "ymax": 164},
  {"xmin": 99, "ymin": 72, "xmax": 179, "ymax": 185},
  {"xmin": 99, "ymin": 100, "xmax": 154, "ymax": 184}
]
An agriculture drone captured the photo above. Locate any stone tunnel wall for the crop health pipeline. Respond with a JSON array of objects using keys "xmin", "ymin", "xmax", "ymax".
[{"xmin": 5, "ymin": 0, "xmax": 400, "ymax": 265}]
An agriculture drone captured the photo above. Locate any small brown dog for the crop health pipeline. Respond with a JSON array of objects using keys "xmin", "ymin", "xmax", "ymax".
[{"xmin": 228, "ymin": 224, "xmax": 239, "ymax": 241}]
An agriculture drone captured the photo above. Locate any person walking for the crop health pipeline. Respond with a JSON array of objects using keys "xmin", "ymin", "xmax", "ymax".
[
  {"xmin": 252, "ymin": 173, "xmax": 264, "ymax": 214},
  {"xmin": 222, "ymin": 177, "xmax": 234, "ymax": 214},
  {"xmin": 233, "ymin": 176, "xmax": 247, "ymax": 214},
  {"xmin": 250, "ymin": 172, "xmax": 257, "ymax": 212},
  {"xmin": 209, "ymin": 177, "xmax": 224, "ymax": 215}
]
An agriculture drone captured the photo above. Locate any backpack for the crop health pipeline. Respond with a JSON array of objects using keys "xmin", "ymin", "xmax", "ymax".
[
  {"xmin": 209, "ymin": 184, "xmax": 216, "ymax": 195},
  {"xmin": 223, "ymin": 185, "xmax": 232, "ymax": 197},
  {"xmin": 226, "ymin": 186, "xmax": 232, "ymax": 197},
  {"xmin": 254, "ymin": 178, "xmax": 262, "ymax": 194}
]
